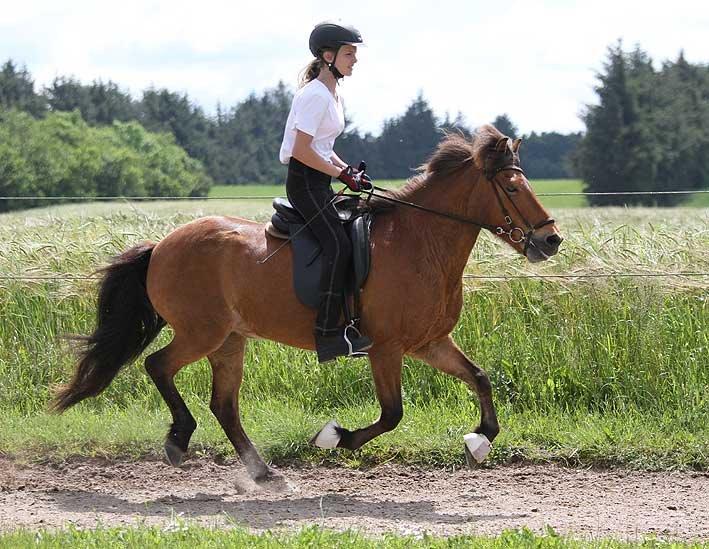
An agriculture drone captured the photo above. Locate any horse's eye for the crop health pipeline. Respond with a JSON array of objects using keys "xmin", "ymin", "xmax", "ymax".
[{"xmin": 505, "ymin": 185, "xmax": 517, "ymax": 193}]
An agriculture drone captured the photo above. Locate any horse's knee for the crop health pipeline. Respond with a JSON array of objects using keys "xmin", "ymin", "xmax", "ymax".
[{"xmin": 473, "ymin": 369, "xmax": 492, "ymax": 394}]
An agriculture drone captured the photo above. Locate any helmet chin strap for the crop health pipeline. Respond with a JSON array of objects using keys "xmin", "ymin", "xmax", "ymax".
[{"xmin": 323, "ymin": 48, "xmax": 344, "ymax": 79}]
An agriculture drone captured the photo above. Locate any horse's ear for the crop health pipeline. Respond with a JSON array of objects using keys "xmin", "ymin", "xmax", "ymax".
[
  {"xmin": 495, "ymin": 137, "xmax": 509, "ymax": 152},
  {"xmin": 512, "ymin": 138, "xmax": 522, "ymax": 153}
]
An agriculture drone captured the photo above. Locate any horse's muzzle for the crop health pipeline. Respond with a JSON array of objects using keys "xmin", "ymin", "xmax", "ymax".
[{"xmin": 526, "ymin": 232, "xmax": 563, "ymax": 263}]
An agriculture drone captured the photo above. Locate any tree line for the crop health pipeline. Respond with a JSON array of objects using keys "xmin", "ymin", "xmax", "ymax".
[
  {"xmin": 0, "ymin": 60, "xmax": 578, "ymax": 186},
  {"xmin": 0, "ymin": 109, "xmax": 211, "ymax": 212},
  {"xmin": 2, "ymin": 43, "xmax": 708, "ymax": 207},
  {"xmin": 576, "ymin": 43, "xmax": 709, "ymax": 206}
]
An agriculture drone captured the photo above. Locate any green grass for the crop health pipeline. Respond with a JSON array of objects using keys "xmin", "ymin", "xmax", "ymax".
[
  {"xmin": 0, "ymin": 200, "xmax": 707, "ymax": 469},
  {"xmin": 1, "ymin": 526, "xmax": 705, "ymax": 548}
]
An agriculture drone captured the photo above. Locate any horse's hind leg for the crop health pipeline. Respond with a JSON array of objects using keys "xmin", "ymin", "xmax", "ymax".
[
  {"xmin": 207, "ymin": 333, "xmax": 275, "ymax": 483},
  {"xmin": 312, "ymin": 345, "xmax": 404, "ymax": 451},
  {"xmin": 146, "ymin": 332, "xmax": 225, "ymax": 466},
  {"xmin": 412, "ymin": 335, "xmax": 500, "ymax": 445}
]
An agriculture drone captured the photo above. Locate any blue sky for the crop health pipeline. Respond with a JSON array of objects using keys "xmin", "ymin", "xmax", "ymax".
[{"xmin": 2, "ymin": 0, "xmax": 707, "ymax": 136}]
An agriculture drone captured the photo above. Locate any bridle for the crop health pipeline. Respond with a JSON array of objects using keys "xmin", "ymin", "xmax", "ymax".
[
  {"xmin": 483, "ymin": 153, "xmax": 555, "ymax": 253},
  {"xmin": 364, "ymin": 147, "xmax": 555, "ymax": 253}
]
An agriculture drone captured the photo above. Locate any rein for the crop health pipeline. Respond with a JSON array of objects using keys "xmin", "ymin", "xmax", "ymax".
[{"xmin": 364, "ymin": 166, "xmax": 555, "ymax": 250}]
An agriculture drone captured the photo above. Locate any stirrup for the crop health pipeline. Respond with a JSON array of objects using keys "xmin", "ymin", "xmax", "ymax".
[{"xmin": 343, "ymin": 321, "xmax": 368, "ymax": 357}]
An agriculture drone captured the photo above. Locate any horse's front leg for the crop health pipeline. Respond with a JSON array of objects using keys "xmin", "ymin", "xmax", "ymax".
[
  {"xmin": 411, "ymin": 335, "xmax": 500, "ymax": 463},
  {"xmin": 311, "ymin": 345, "xmax": 403, "ymax": 451}
]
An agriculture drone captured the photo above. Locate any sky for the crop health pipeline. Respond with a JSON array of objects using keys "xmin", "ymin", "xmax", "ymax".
[{"xmin": 1, "ymin": 0, "xmax": 708, "ymax": 136}]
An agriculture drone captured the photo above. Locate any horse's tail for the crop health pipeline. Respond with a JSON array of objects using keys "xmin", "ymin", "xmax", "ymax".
[{"xmin": 51, "ymin": 242, "xmax": 166, "ymax": 413}]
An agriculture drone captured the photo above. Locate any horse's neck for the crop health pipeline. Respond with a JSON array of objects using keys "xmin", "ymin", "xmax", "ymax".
[{"xmin": 395, "ymin": 175, "xmax": 481, "ymax": 282}]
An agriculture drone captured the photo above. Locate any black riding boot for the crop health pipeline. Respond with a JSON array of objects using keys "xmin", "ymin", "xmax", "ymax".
[{"xmin": 315, "ymin": 325, "xmax": 373, "ymax": 364}]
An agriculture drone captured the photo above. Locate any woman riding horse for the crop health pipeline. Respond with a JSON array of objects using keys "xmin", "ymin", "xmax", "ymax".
[{"xmin": 52, "ymin": 125, "xmax": 563, "ymax": 484}]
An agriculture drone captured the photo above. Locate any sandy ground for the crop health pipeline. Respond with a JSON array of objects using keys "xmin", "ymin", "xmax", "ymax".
[{"xmin": 0, "ymin": 456, "xmax": 707, "ymax": 540}]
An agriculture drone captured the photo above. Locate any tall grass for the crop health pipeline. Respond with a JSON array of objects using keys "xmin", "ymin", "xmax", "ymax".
[{"xmin": 0, "ymin": 201, "xmax": 707, "ymax": 467}]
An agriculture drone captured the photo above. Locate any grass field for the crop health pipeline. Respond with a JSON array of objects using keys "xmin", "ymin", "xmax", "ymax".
[
  {"xmin": 1, "ymin": 525, "xmax": 705, "ymax": 548},
  {"xmin": 0, "ymin": 188, "xmax": 708, "ymax": 471}
]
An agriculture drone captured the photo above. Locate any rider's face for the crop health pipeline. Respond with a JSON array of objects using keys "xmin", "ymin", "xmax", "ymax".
[{"xmin": 323, "ymin": 45, "xmax": 358, "ymax": 77}]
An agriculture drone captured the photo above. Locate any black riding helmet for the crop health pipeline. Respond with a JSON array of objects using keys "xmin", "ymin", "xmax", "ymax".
[{"xmin": 308, "ymin": 22, "xmax": 364, "ymax": 79}]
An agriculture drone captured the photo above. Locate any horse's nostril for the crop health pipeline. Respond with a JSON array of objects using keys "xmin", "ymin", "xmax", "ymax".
[{"xmin": 546, "ymin": 234, "xmax": 563, "ymax": 247}]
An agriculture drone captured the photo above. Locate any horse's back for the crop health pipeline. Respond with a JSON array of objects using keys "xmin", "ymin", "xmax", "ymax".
[{"xmin": 145, "ymin": 214, "xmax": 313, "ymax": 343}]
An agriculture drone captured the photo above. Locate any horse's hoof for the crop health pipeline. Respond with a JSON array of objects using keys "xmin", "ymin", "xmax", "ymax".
[
  {"xmin": 310, "ymin": 420, "xmax": 342, "ymax": 449},
  {"xmin": 254, "ymin": 470, "xmax": 294, "ymax": 493},
  {"xmin": 463, "ymin": 432, "xmax": 492, "ymax": 466},
  {"xmin": 164, "ymin": 439, "xmax": 185, "ymax": 467}
]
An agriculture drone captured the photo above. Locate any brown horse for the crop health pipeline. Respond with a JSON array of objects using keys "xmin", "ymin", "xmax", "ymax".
[{"xmin": 52, "ymin": 124, "xmax": 562, "ymax": 483}]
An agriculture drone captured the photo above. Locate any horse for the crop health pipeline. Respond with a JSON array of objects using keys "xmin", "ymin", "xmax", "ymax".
[{"xmin": 51, "ymin": 124, "xmax": 563, "ymax": 484}]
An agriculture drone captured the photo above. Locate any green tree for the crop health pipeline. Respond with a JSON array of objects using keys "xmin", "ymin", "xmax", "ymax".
[
  {"xmin": 138, "ymin": 88, "xmax": 213, "ymax": 169},
  {"xmin": 0, "ymin": 60, "xmax": 46, "ymax": 116},
  {"xmin": 0, "ymin": 109, "xmax": 212, "ymax": 212},
  {"xmin": 374, "ymin": 92, "xmax": 440, "ymax": 178},
  {"xmin": 577, "ymin": 42, "xmax": 708, "ymax": 206},
  {"xmin": 492, "ymin": 113, "xmax": 518, "ymax": 139},
  {"xmin": 211, "ymin": 82, "xmax": 291, "ymax": 183},
  {"xmin": 523, "ymin": 131, "xmax": 582, "ymax": 179}
]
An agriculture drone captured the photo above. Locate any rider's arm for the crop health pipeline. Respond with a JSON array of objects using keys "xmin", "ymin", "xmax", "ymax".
[
  {"xmin": 292, "ymin": 130, "xmax": 342, "ymax": 178},
  {"xmin": 330, "ymin": 152, "xmax": 348, "ymax": 170}
]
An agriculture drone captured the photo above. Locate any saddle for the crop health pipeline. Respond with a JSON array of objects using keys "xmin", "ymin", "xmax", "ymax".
[{"xmin": 265, "ymin": 196, "xmax": 372, "ymax": 325}]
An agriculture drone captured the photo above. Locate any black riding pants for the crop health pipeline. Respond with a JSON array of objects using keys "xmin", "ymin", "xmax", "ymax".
[{"xmin": 286, "ymin": 158, "xmax": 352, "ymax": 337}]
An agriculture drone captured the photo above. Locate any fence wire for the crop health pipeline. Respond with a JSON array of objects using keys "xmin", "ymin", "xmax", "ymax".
[
  {"xmin": 1, "ymin": 272, "xmax": 708, "ymax": 282},
  {"xmin": 1, "ymin": 190, "xmax": 709, "ymax": 201}
]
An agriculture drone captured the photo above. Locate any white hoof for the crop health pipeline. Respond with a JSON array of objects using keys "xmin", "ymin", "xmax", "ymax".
[
  {"xmin": 464, "ymin": 432, "xmax": 492, "ymax": 463},
  {"xmin": 312, "ymin": 420, "xmax": 341, "ymax": 449}
]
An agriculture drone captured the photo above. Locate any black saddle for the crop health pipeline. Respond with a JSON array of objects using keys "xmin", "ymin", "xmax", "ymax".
[{"xmin": 266, "ymin": 196, "xmax": 372, "ymax": 320}]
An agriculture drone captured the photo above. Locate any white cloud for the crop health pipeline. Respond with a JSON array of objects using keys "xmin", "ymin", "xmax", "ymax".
[{"xmin": 2, "ymin": 0, "xmax": 708, "ymax": 135}]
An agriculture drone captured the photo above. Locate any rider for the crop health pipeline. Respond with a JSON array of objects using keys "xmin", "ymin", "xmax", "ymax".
[{"xmin": 279, "ymin": 21, "xmax": 373, "ymax": 363}]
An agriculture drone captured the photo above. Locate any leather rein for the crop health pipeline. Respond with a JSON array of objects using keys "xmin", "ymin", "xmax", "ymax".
[{"xmin": 363, "ymin": 164, "xmax": 555, "ymax": 253}]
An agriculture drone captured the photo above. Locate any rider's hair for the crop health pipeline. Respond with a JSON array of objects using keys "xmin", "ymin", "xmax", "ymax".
[{"xmin": 298, "ymin": 48, "xmax": 337, "ymax": 88}]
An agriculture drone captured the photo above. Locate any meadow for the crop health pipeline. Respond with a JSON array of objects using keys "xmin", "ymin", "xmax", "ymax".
[{"xmin": 1, "ymin": 178, "xmax": 707, "ymax": 473}]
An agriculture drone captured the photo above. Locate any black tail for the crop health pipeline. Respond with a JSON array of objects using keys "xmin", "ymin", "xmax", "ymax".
[{"xmin": 51, "ymin": 242, "xmax": 166, "ymax": 412}]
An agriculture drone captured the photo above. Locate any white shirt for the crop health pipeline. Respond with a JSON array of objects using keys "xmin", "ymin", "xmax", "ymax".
[{"xmin": 279, "ymin": 79, "xmax": 345, "ymax": 165}]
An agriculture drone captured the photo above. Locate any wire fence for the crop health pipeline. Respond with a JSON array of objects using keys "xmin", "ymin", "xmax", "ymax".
[
  {"xmin": 1, "ymin": 189, "xmax": 709, "ymax": 201},
  {"xmin": 2, "ymin": 272, "xmax": 708, "ymax": 283}
]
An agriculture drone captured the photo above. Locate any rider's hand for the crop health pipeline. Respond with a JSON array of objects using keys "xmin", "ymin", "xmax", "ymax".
[
  {"xmin": 337, "ymin": 166, "xmax": 363, "ymax": 192},
  {"xmin": 356, "ymin": 160, "xmax": 372, "ymax": 190},
  {"xmin": 358, "ymin": 171, "xmax": 373, "ymax": 190}
]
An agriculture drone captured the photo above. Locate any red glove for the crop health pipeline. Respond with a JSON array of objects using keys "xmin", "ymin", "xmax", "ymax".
[
  {"xmin": 337, "ymin": 166, "xmax": 373, "ymax": 192},
  {"xmin": 337, "ymin": 166, "xmax": 364, "ymax": 192}
]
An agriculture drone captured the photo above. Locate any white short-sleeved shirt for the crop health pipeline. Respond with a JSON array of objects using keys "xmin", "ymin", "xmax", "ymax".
[{"xmin": 279, "ymin": 79, "xmax": 345, "ymax": 165}]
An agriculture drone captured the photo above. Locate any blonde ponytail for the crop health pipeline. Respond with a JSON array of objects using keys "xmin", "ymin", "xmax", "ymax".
[{"xmin": 298, "ymin": 59, "xmax": 322, "ymax": 88}]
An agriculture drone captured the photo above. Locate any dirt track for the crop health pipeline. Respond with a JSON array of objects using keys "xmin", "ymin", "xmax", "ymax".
[{"xmin": 0, "ymin": 456, "xmax": 707, "ymax": 540}]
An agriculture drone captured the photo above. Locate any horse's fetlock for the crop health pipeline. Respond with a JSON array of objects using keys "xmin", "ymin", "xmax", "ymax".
[
  {"xmin": 477, "ymin": 421, "xmax": 500, "ymax": 442},
  {"xmin": 380, "ymin": 407, "xmax": 403, "ymax": 431}
]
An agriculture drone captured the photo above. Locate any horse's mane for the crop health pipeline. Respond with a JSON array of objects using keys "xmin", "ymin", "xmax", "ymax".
[{"xmin": 366, "ymin": 124, "xmax": 506, "ymax": 212}]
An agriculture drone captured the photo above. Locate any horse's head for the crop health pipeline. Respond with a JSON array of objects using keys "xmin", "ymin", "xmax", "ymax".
[{"xmin": 472, "ymin": 126, "xmax": 563, "ymax": 262}]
